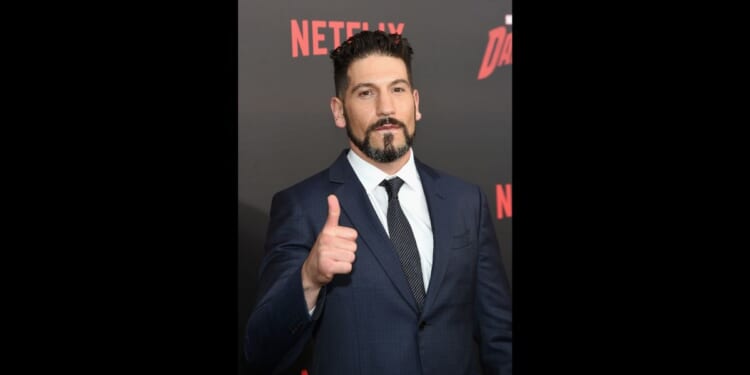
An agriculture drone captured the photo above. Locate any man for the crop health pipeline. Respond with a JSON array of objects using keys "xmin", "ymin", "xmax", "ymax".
[{"xmin": 244, "ymin": 30, "xmax": 512, "ymax": 374}]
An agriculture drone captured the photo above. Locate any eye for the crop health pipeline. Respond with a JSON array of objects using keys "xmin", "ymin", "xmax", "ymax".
[
  {"xmin": 357, "ymin": 89, "xmax": 374, "ymax": 98},
  {"xmin": 393, "ymin": 86, "xmax": 407, "ymax": 93}
]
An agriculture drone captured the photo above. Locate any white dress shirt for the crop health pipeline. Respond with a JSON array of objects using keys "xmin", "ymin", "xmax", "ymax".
[{"xmin": 347, "ymin": 149, "xmax": 434, "ymax": 290}]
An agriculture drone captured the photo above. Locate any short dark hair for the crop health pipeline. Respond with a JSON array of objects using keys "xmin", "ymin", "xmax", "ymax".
[{"xmin": 329, "ymin": 30, "xmax": 414, "ymax": 98}]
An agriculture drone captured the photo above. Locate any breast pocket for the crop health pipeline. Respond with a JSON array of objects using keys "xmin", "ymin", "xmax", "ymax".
[
  {"xmin": 451, "ymin": 230, "xmax": 472, "ymax": 250},
  {"xmin": 444, "ymin": 233, "xmax": 477, "ymax": 305}
]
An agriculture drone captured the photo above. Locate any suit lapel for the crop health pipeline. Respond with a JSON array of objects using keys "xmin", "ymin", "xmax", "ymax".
[
  {"xmin": 416, "ymin": 159, "xmax": 451, "ymax": 314},
  {"xmin": 329, "ymin": 150, "xmax": 420, "ymax": 313}
]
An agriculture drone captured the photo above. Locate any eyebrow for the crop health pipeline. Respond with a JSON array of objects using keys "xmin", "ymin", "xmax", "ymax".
[{"xmin": 349, "ymin": 79, "xmax": 411, "ymax": 94}]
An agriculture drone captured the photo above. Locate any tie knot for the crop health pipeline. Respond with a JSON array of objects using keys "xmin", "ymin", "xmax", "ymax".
[{"xmin": 380, "ymin": 177, "xmax": 405, "ymax": 201}]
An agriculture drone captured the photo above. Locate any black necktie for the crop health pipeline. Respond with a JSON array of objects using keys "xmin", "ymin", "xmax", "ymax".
[{"xmin": 380, "ymin": 177, "xmax": 425, "ymax": 311}]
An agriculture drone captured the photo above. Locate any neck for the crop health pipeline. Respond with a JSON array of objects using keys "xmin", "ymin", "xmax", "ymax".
[{"xmin": 349, "ymin": 143, "xmax": 411, "ymax": 176}]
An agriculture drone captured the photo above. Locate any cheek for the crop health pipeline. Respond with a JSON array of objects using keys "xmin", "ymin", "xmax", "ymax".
[
  {"xmin": 346, "ymin": 106, "xmax": 373, "ymax": 125},
  {"xmin": 399, "ymin": 100, "xmax": 416, "ymax": 115}
]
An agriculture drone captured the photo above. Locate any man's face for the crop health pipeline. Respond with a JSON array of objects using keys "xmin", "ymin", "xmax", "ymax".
[{"xmin": 331, "ymin": 54, "xmax": 421, "ymax": 163}]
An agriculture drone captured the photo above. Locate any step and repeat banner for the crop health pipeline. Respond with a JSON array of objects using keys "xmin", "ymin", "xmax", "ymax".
[{"xmin": 239, "ymin": 1, "xmax": 511, "ymax": 373}]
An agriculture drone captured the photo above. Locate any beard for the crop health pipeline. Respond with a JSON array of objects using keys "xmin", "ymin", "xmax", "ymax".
[{"xmin": 345, "ymin": 112, "xmax": 415, "ymax": 163}]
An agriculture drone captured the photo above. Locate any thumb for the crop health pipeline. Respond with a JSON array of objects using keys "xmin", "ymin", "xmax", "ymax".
[{"xmin": 325, "ymin": 194, "xmax": 340, "ymax": 227}]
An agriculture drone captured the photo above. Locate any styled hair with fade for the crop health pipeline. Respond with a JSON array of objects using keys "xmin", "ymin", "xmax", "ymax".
[{"xmin": 329, "ymin": 30, "xmax": 414, "ymax": 98}]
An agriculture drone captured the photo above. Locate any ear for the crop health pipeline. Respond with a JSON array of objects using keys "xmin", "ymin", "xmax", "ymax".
[
  {"xmin": 413, "ymin": 89, "xmax": 422, "ymax": 121},
  {"xmin": 330, "ymin": 97, "xmax": 346, "ymax": 128}
]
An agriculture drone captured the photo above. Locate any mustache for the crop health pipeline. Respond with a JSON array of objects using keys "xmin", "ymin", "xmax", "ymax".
[{"xmin": 368, "ymin": 117, "xmax": 407, "ymax": 131}]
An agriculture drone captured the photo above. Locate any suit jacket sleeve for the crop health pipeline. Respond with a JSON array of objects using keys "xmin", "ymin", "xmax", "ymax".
[
  {"xmin": 474, "ymin": 188, "xmax": 513, "ymax": 374},
  {"xmin": 244, "ymin": 189, "xmax": 327, "ymax": 373}
]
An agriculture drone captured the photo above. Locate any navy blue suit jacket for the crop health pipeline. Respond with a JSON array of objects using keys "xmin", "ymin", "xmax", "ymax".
[{"xmin": 245, "ymin": 150, "xmax": 512, "ymax": 374}]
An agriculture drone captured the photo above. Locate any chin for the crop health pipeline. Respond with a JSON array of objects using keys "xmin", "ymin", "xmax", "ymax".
[{"xmin": 379, "ymin": 142, "xmax": 406, "ymax": 151}]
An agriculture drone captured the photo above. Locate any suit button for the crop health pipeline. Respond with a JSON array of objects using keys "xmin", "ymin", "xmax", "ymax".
[{"xmin": 418, "ymin": 321, "xmax": 426, "ymax": 330}]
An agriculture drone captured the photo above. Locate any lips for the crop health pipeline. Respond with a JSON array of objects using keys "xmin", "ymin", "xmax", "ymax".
[
  {"xmin": 370, "ymin": 116, "xmax": 407, "ymax": 131},
  {"xmin": 376, "ymin": 124, "xmax": 401, "ymax": 130}
]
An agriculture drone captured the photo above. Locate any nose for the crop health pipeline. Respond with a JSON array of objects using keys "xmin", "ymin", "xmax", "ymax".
[{"xmin": 376, "ymin": 92, "xmax": 395, "ymax": 117}]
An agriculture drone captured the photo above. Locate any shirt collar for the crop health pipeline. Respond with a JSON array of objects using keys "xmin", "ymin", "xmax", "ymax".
[{"xmin": 346, "ymin": 148, "xmax": 420, "ymax": 194}]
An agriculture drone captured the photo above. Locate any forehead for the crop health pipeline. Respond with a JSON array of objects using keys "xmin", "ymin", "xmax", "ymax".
[{"xmin": 346, "ymin": 54, "xmax": 409, "ymax": 86}]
